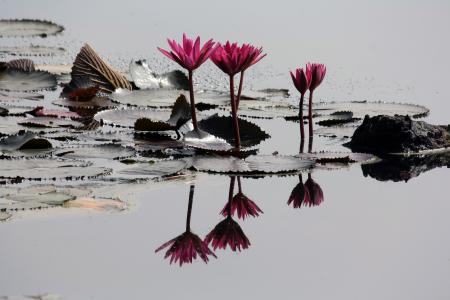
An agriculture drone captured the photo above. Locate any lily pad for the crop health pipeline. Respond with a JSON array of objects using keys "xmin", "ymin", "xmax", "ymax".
[
  {"xmin": 299, "ymin": 151, "xmax": 377, "ymax": 165},
  {"xmin": 0, "ymin": 90, "xmax": 44, "ymax": 102},
  {"xmin": 119, "ymin": 159, "xmax": 188, "ymax": 177},
  {"xmin": 0, "ymin": 45, "xmax": 66, "ymax": 57},
  {"xmin": 18, "ymin": 117, "xmax": 83, "ymax": 129},
  {"xmin": 94, "ymin": 107, "xmax": 172, "ymax": 128},
  {"xmin": 0, "ymin": 19, "xmax": 64, "ymax": 37},
  {"xmin": 54, "ymin": 144, "xmax": 136, "ymax": 160},
  {"xmin": 198, "ymin": 114, "xmax": 270, "ymax": 147},
  {"xmin": 129, "ymin": 59, "xmax": 189, "ymax": 90},
  {"xmin": 0, "ymin": 158, "xmax": 111, "ymax": 181},
  {"xmin": 52, "ymin": 96, "xmax": 116, "ymax": 109},
  {"xmin": 0, "ymin": 131, "xmax": 52, "ymax": 151},
  {"xmin": 312, "ymin": 101, "xmax": 429, "ymax": 119},
  {"xmin": 30, "ymin": 107, "xmax": 82, "ymax": 119},
  {"xmin": 190, "ymin": 155, "xmax": 315, "ymax": 174},
  {"xmin": 183, "ymin": 129, "xmax": 234, "ymax": 152},
  {"xmin": 316, "ymin": 111, "xmax": 361, "ymax": 126},
  {"xmin": 0, "ymin": 70, "xmax": 57, "ymax": 92}
]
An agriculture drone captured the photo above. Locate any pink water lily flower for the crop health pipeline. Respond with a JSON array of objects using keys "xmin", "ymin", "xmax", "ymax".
[
  {"xmin": 308, "ymin": 63, "xmax": 327, "ymax": 92},
  {"xmin": 155, "ymin": 231, "xmax": 217, "ymax": 266},
  {"xmin": 211, "ymin": 42, "xmax": 266, "ymax": 149},
  {"xmin": 290, "ymin": 66, "xmax": 312, "ymax": 146},
  {"xmin": 157, "ymin": 33, "xmax": 215, "ymax": 71},
  {"xmin": 158, "ymin": 34, "xmax": 215, "ymax": 132},
  {"xmin": 204, "ymin": 217, "xmax": 250, "ymax": 252}
]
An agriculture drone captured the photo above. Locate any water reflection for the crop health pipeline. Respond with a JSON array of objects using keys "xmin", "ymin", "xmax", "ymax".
[
  {"xmin": 155, "ymin": 184, "xmax": 217, "ymax": 266},
  {"xmin": 221, "ymin": 176, "xmax": 263, "ymax": 219},
  {"xmin": 288, "ymin": 173, "xmax": 324, "ymax": 209},
  {"xmin": 361, "ymin": 151, "xmax": 450, "ymax": 182},
  {"xmin": 205, "ymin": 177, "xmax": 251, "ymax": 252}
]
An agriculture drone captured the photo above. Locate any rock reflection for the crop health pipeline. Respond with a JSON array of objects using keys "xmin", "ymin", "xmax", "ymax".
[
  {"xmin": 155, "ymin": 184, "xmax": 217, "ymax": 266},
  {"xmin": 221, "ymin": 176, "xmax": 263, "ymax": 219},
  {"xmin": 361, "ymin": 151, "xmax": 450, "ymax": 182},
  {"xmin": 288, "ymin": 173, "xmax": 324, "ymax": 209},
  {"xmin": 205, "ymin": 176, "xmax": 251, "ymax": 252}
]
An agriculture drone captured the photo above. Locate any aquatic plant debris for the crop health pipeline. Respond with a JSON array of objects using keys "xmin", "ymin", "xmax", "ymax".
[
  {"xmin": 67, "ymin": 44, "xmax": 132, "ymax": 94},
  {"xmin": 129, "ymin": 59, "xmax": 189, "ymax": 90},
  {"xmin": 0, "ymin": 19, "xmax": 64, "ymax": 37}
]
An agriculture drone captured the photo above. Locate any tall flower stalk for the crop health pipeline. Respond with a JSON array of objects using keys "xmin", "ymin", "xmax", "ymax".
[
  {"xmin": 290, "ymin": 66, "xmax": 312, "ymax": 152},
  {"xmin": 307, "ymin": 63, "xmax": 327, "ymax": 137},
  {"xmin": 211, "ymin": 42, "xmax": 266, "ymax": 149},
  {"xmin": 158, "ymin": 34, "xmax": 215, "ymax": 132}
]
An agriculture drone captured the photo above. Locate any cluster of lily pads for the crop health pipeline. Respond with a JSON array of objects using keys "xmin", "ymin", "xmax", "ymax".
[{"xmin": 1, "ymin": 19, "xmax": 443, "ymax": 263}]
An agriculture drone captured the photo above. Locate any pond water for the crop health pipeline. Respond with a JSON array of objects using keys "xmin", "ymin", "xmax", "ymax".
[{"xmin": 1, "ymin": 1, "xmax": 450, "ymax": 299}]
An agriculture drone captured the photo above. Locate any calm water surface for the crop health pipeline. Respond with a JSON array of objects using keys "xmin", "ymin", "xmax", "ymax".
[{"xmin": 1, "ymin": 0, "xmax": 449, "ymax": 299}]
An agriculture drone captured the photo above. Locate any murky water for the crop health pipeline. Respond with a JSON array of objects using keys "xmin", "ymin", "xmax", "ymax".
[{"xmin": 1, "ymin": 1, "xmax": 450, "ymax": 299}]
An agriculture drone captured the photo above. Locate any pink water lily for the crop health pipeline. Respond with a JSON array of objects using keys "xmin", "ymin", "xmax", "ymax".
[
  {"xmin": 306, "ymin": 63, "xmax": 327, "ymax": 137},
  {"xmin": 211, "ymin": 42, "xmax": 266, "ymax": 149},
  {"xmin": 290, "ymin": 66, "xmax": 312, "ymax": 148},
  {"xmin": 158, "ymin": 34, "xmax": 215, "ymax": 132}
]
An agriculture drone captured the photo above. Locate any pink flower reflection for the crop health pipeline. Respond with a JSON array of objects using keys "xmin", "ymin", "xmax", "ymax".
[
  {"xmin": 304, "ymin": 174, "xmax": 324, "ymax": 207},
  {"xmin": 221, "ymin": 177, "xmax": 262, "ymax": 219},
  {"xmin": 287, "ymin": 174, "xmax": 310, "ymax": 208},
  {"xmin": 155, "ymin": 231, "xmax": 216, "ymax": 266},
  {"xmin": 155, "ymin": 184, "xmax": 216, "ymax": 266},
  {"xmin": 205, "ymin": 217, "xmax": 250, "ymax": 252}
]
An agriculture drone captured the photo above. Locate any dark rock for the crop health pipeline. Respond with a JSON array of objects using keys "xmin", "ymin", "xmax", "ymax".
[{"xmin": 346, "ymin": 115, "xmax": 450, "ymax": 154}]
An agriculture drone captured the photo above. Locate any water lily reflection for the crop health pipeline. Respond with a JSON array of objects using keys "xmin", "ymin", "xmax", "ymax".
[
  {"xmin": 221, "ymin": 176, "xmax": 263, "ymax": 219},
  {"xmin": 205, "ymin": 177, "xmax": 251, "ymax": 252},
  {"xmin": 288, "ymin": 173, "xmax": 324, "ymax": 209},
  {"xmin": 155, "ymin": 184, "xmax": 216, "ymax": 266}
]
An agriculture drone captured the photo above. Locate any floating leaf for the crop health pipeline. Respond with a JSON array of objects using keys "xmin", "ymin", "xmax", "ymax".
[
  {"xmin": 190, "ymin": 155, "xmax": 315, "ymax": 174},
  {"xmin": 0, "ymin": 45, "xmax": 66, "ymax": 57},
  {"xmin": 316, "ymin": 111, "xmax": 361, "ymax": 126},
  {"xmin": 183, "ymin": 129, "xmax": 234, "ymax": 152},
  {"xmin": 119, "ymin": 160, "xmax": 188, "ymax": 177},
  {"xmin": 69, "ymin": 44, "xmax": 132, "ymax": 93},
  {"xmin": 54, "ymin": 144, "xmax": 136, "ymax": 160},
  {"xmin": 312, "ymin": 101, "xmax": 429, "ymax": 119},
  {"xmin": 18, "ymin": 117, "xmax": 83, "ymax": 129},
  {"xmin": 0, "ymin": 131, "xmax": 52, "ymax": 151},
  {"xmin": 52, "ymin": 96, "xmax": 116, "ymax": 109},
  {"xmin": 0, "ymin": 70, "xmax": 57, "ymax": 92},
  {"xmin": 30, "ymin": 107, "xmax": 82, "ymax": 119},
  {"xmin": 299, "ymin": 151, "xmax": 377, "ymax": 165},
  {"xmin": 94, "ymin": 107, "xmax": 172, "ymax": 128},
  {"xmin": 0, "ymin": 19, "xmax": 64, "ymax": 37},
  {"xmin": 0, "ymin": 90, "xmax": 44, "ymax": 103},
  {"xmin": 0, "ymin": 158, "xmax": 111, "ymax": 181},
  {"xmin": 129, "ymin": 59, "xmax": 188, "ymax": 90},
  {"xmin": 198, "ymin": 114, "xmax": 270, "ymax": 147}
]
